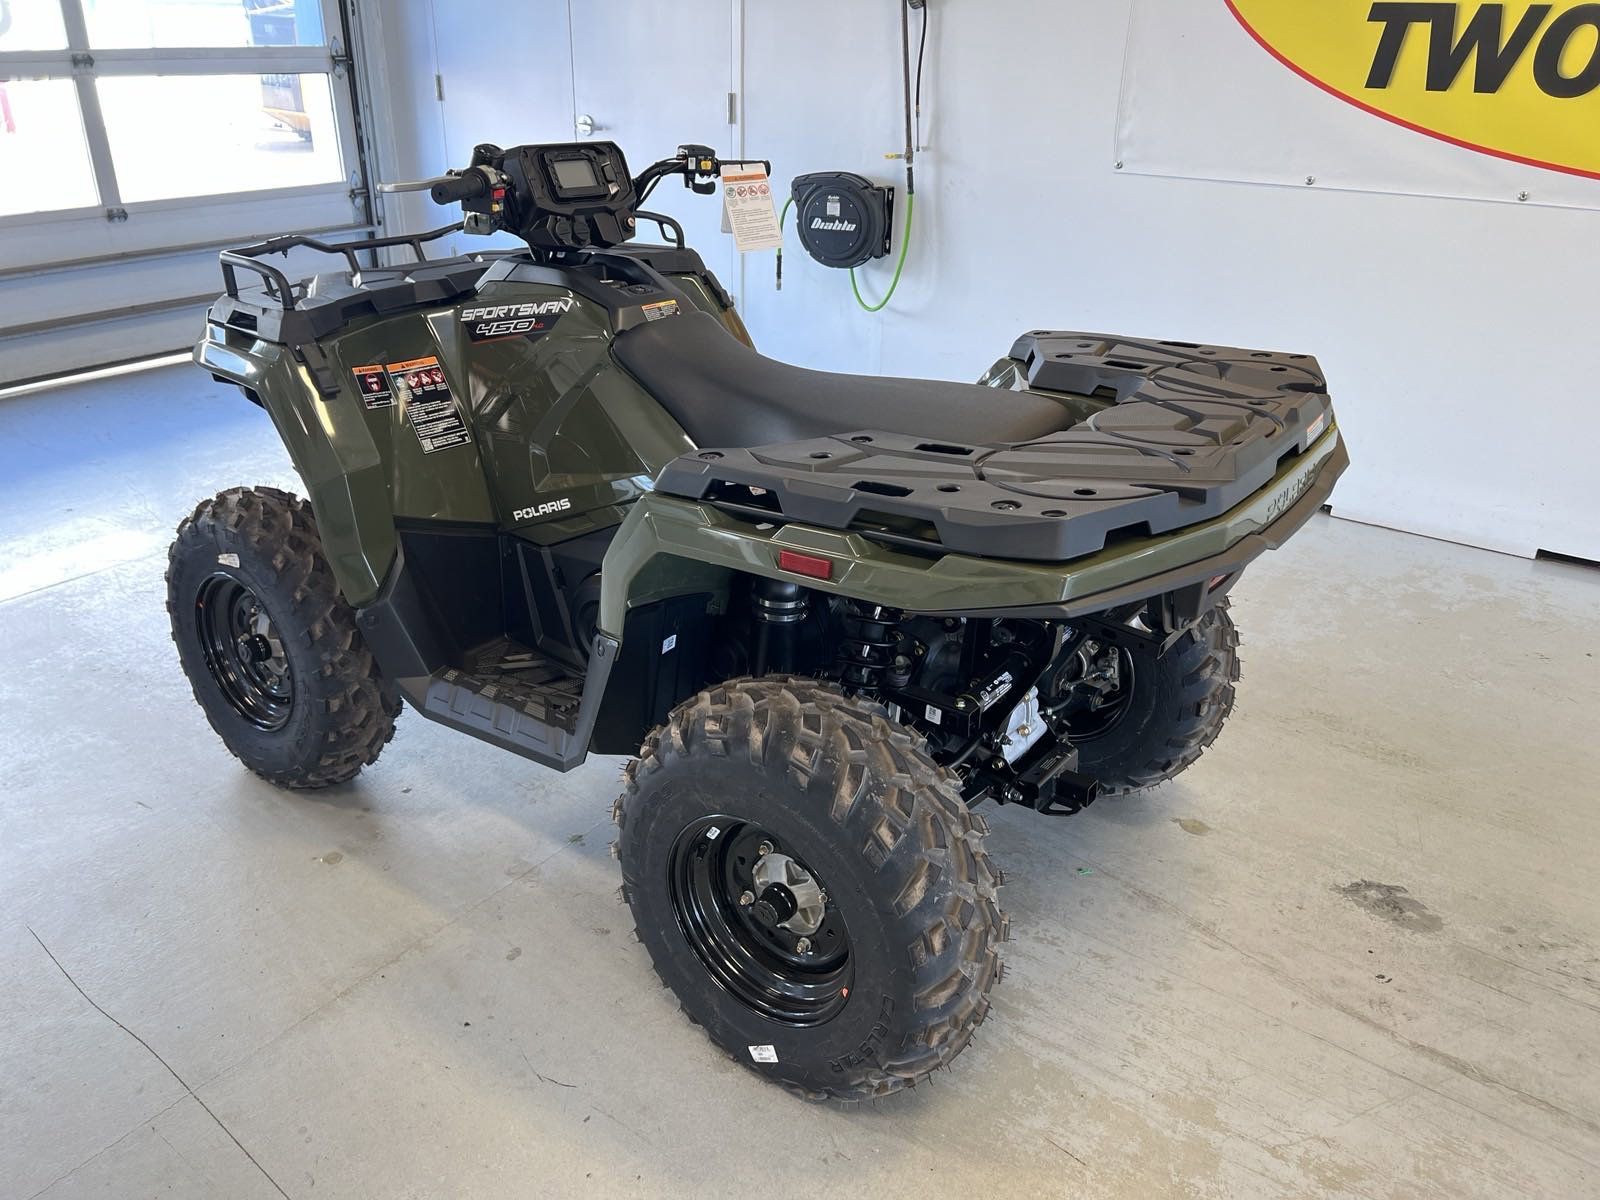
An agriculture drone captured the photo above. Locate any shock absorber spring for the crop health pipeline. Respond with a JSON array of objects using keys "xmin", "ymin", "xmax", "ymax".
[{"xmin": 837, "ymin": 602, "xmax": 903, "ymax": 690}]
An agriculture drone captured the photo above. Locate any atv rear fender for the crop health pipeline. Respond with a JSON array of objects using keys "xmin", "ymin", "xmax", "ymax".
[{"xmin": 597, "ymin": 423, "xmax": 1347, "ymax": 640}]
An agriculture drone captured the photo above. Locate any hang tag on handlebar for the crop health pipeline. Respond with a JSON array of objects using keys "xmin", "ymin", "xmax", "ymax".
[{"xmin": 720, "ymin": 166, "xmax": 782, "ymax": 253}]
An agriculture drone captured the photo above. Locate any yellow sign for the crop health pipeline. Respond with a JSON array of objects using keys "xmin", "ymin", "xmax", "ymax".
[{"xmin": 1226, "ymin": 1, "xmax": 1600, "ymax": 180}]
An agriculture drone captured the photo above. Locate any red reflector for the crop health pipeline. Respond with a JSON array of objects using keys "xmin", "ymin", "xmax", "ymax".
[
  {"xmin": 778, "ymin": 550, "xmax": 833, "ymax": 580},
  {"xmin": 1209, "ymin": 573, "xmax": 1232, "ymax": 590}
]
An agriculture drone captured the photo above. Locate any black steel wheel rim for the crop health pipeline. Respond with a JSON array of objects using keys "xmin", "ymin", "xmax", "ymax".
[
  {"xmin": 195, "ymin": 573, "xmax": 294, "ymax": 731},
  {"xmin": 667, "ymin": 816, "xmax": 853, "ymax": 1026}
]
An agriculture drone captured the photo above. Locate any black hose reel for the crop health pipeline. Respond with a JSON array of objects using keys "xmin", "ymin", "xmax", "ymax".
[{"xmin": 791, "ymin": 172, "xmax": 895, "ymax": 269}]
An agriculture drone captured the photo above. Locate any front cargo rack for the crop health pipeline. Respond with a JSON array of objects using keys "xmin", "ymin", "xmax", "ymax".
[
  {"xmin": 218, "ymin": 222, "xmax": 465, "ymax": 309},
  {"xmin": 207, "ymin": 223, "xmax": 519, "ymax": 348}
]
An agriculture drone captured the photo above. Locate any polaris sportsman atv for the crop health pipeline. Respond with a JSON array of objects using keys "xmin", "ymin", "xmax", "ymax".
[{"xmin": 170, "ymin": 140, "xmax": 1347, "ymax": 1101}]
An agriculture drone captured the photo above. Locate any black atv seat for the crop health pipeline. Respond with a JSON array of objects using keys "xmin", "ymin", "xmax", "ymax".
[{"xmin": 614, "ymin": 311, "xmax": 1072, "ymax": 449}]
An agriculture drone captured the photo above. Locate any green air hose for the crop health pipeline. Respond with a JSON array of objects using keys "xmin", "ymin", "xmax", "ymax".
[
  {"xmin": 849, "ymin": 191, "xmax": 914, "ymax": 313},
  {"xmin": 775, "ymin": 191, "xmax": 916, "ymax": 313}
]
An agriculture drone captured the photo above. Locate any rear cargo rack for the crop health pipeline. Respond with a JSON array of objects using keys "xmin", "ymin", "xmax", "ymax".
[
  {"xmin": 655, "ymin": 333, "xmax": 1342, "ymax": 563},
  {"xmin": 219, "ymin": 222, "xmax": 465, "ymax": 309}
]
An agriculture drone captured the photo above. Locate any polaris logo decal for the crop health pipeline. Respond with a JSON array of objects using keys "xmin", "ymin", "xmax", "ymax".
[
  {"xmin": 810, "ymin": 217, "xmax": 858, "ymax": 232},
  {"xmin": 513, "ymin": 497, "xmax": 572, "ymax": 521},
  {"xmin": 462, "ymin": 298, "xmax": 575, "ymax": 342}
]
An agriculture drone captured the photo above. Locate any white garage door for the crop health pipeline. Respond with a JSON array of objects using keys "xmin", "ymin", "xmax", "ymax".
[{"xmin": 0, "ymin": 0, "xmax": 372, "ymax": 386}]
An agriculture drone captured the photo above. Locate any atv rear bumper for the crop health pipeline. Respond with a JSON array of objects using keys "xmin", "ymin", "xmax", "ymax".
[{"xmin": 598, "ymin": 423, "xmax": 1346, "ymax": 637}]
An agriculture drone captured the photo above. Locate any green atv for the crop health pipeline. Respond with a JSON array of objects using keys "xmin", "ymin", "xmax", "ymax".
[{"xmin": 170, "ymin": 139, "xmax": 1347, "ymax": 1101}]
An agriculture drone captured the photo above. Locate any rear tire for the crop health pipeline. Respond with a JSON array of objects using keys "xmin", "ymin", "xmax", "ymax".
[
  {"xmin": 1067, "ymin": 600, "xmax": 1241, "ymax": 795},
  {"xmin": 166, "ymin": 487, "xmax": 400, "ymax": 789},
  {"xmin": 614, "ymin": 677, "xmax": 1006, "ymax": 1101}
]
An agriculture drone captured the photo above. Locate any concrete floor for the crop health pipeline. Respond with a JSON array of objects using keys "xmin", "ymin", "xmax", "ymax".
[{"xmin": 2, "ymin": 363, "xmax": 1598, "ymax": 1200}]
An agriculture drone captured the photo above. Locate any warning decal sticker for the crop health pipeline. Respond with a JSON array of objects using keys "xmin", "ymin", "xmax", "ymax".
[
  {"xmin": 385, "ymin": 356, "xmax": 472, "ymax": 454},
  {"xmin": 351, "ymin": 364, "xmax": 394, "ymax": 409},
  {"xmin": 641, "ymin": 299, "xmax": 679, "ymax": 322},
  {"xmin": 720, "ymin": 166, "xmax": 783, "ymax": 252}
]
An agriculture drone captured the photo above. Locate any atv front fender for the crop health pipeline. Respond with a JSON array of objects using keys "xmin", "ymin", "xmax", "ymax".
[
  {"xmin": 598, "ymin": 425, "xmax": 1347, "ymax": 637},
  {"xmin": 197, "ymin": 327, "xmax": 397, "ymax": 606}
]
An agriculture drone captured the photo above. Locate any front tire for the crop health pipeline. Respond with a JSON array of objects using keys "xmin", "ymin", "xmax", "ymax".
[
  {"xmin": 615, "ymin": 677, "xmax": 1006, "ymax": 1101},
  {"xmin": 166, "ymin": 487, "xmax": 400, "ymax": 789}
]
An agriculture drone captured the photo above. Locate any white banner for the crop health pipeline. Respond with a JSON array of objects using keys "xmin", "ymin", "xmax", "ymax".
[{"xmin": 1116, "ymin": 0, "xmax": 1600, "ymax": 211}]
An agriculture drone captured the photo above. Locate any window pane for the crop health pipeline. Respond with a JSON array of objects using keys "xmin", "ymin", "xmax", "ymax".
[
  {"xmin": 0, "ymin": 80, "xmax": 99, "ymax": 217},
  {"xmin": 0, "ymin": 0, "xmax": 69, "ymax": 51},
  {"xmin": 98, "ymin": 73, "xmax": 342, "ymax": 203},
  {"xmin": 82, "ymin": 0, "xmax": 326, "ymax": 49}
]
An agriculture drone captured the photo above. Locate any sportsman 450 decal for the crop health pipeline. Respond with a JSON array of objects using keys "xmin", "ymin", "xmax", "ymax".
[{"xmin": 461, "ymin": 298, "xmax": 575, "ymax": 342}]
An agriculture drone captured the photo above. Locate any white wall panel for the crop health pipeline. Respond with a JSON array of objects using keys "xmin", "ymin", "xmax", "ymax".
[{"xmin": 1117, "ymin": 1, "xmax": 1600, "ymax": 211}]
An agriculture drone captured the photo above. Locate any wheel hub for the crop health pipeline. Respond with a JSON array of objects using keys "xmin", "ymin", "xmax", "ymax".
[
  {"xmin": 749, "ymin": 850, "xmax": 826, "ymax": 937},
  {"xmin": 1052, "ymin": 637, "xmax": 1135, "ymax": 741}
]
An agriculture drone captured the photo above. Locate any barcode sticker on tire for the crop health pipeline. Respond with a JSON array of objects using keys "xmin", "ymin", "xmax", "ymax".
[
  {"xmin": 217, "ymin": 553, "xmax": 240, "ymax": 568},
  {"xmin": 748, "ymin": 1045, "xmax": 778, "ymax": 1063}
]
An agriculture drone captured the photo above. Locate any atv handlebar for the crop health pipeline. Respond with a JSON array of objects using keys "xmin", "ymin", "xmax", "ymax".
[
  {"xmin": 382, "ymin": 141, "xmax": 771, "ymax": 253},
  {"xmin": 632, "ymin": 145, "xmax": 772, "ymax": 203},
  {"xmin": 429, "ymin": 169, "xmax": 492, "ymax": 205}
]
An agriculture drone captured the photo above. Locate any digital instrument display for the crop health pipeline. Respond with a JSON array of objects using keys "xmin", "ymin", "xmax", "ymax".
[{"xmin": 551, "ymin": 157, "xmax": 601, "ymax": 191}]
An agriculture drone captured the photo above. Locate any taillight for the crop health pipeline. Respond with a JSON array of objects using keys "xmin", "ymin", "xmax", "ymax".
[{"xmin": 777, "ymin": 550, "xmax": 833, "ymax": 580}]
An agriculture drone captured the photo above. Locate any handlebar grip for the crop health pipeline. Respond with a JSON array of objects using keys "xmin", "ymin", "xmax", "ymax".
[{"xmin": 430, "ymin": 171, "xmax": 489, "ymax": 204}]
